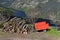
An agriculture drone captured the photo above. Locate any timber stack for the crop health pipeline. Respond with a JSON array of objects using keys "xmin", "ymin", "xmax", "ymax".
[{"xmin": 2, "ymin": 17, "xmax": 31, "ymax": 34}]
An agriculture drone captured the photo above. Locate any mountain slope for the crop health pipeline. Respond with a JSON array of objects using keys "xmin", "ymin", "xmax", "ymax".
[
  {"xmin": 0, "ymin": 0, "xmax": 60, "ymax": 19},
  {"xmin": 0, "ymin": 0, "xmax": 48, "ymax": 9}
]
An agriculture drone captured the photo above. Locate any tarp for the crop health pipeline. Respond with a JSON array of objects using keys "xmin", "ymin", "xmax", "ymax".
[{"xmin": 35, "ymin": 21, "xmax": 49, "ymax": 31}]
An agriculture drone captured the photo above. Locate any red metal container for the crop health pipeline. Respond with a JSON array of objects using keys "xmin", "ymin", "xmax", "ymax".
[{"xmin": 35, "ymin": 21, "xmax": 49, "ymax": 31}]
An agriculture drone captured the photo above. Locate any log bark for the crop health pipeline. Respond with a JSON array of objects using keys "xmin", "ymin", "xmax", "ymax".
[{"xmin": 2, "ymin": 17, "xmax": 32, "ymax": 34}]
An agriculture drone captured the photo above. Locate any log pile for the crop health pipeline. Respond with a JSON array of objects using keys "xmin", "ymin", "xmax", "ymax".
[
  {"xmin": 0, "ymin": 13, "xmax": 10, "ymax": 23},
  {"xmin": 2, "ymin": 17, "xmax": 31, "ymax": 34}
]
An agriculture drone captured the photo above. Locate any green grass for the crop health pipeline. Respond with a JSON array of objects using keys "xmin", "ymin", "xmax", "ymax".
[
  {"xmin": 0, "ymin": 23, "xmax": 3, "ymax": 28},
  {"xmin": 0, "ymin": 29, "xmax": 7, "ymax": 37},
  {"xmin": 0, "ymin": 29, "xmax": 12, "ymax": 37},
  {"xmin": 46, "ymin": 27, "xmax": 60, "ymax": 37}
]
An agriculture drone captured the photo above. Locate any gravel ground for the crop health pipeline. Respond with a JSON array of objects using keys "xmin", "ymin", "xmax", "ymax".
[{"xmin": 0, "ymin": 32, "xmax": 60, "ymax": 40}]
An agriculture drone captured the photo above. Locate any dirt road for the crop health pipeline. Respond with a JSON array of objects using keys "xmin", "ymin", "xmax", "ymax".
[{"xmin": 0, "ymin": 32, "xmax": 60, "ymax": 40}]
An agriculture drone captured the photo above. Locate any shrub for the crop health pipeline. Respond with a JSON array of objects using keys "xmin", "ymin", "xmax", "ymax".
[{"xmin": 0, "ymin": 23, "xmax": 3, "ymax": 28}]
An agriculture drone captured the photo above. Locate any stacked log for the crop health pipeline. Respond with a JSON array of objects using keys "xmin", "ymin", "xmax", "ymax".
[{"xmin": 2, "ymin": 17, "xmax": 31, "ymax": 34}]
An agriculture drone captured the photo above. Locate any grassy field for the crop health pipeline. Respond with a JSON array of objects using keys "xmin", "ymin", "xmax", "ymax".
[{"xmin": 46, "ymin": 27, "xmax": 60, "ymax": 37}]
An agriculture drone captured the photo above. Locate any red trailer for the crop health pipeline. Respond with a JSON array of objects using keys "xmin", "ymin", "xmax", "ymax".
[{"xmin": 35, "ymin": 21, "xmax": 49, "ymax": 31}]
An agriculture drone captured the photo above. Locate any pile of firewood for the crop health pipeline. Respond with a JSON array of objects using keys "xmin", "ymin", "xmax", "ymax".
[{"xmin": 2, "ymin": 17, "xmax": 32, "ymax": 34}]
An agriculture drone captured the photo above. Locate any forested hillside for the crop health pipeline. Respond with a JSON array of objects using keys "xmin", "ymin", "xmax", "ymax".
[{"xmin": 0, "ymin": 0, "xmax": 60, "ymax": 22}]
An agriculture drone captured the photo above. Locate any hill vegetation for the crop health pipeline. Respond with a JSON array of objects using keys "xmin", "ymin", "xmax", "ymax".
[{"xmin": 0, "ymin": 7, "xmax": 13, "ymax": 23}]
